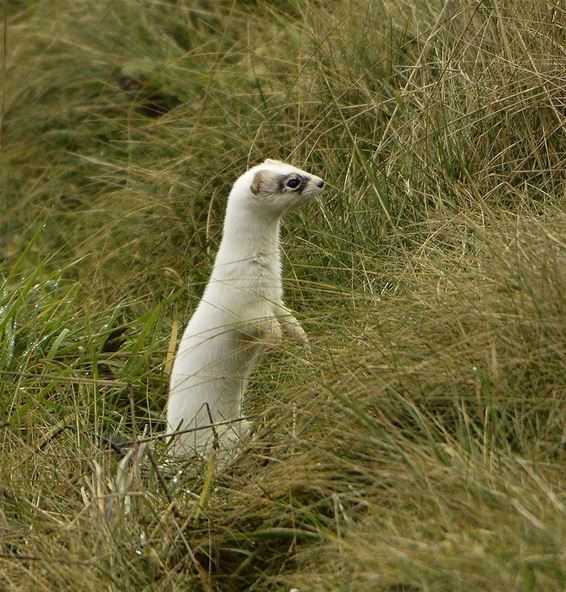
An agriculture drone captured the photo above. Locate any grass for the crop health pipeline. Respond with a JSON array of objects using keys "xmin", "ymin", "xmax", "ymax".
[{"xmin": 1, "ymin": 0, "xmax": 565, "ymax": 590}]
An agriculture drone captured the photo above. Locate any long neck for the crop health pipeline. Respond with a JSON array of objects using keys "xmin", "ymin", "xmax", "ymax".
[{"xmin": 215, "ymin": 201, "xmax": 281, "ymax": 267}]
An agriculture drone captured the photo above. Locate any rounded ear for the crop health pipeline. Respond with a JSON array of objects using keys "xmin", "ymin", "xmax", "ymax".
[
  {"xmin": 263, "ymin": 158, "xmax": 285, "ymax": 166},
  {"xmin": 250, "ymin": 170, "xmax": 265, "ymax": 196}
]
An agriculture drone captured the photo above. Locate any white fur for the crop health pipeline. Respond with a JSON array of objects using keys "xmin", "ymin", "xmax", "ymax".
[{"xmin": 166, "ymin": 159, "xmax": 324, "ymax": 458}]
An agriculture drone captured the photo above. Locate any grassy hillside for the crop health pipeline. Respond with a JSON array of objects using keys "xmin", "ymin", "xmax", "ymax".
[{"xmin": 1, "ymin": 1, "xmax": 565, "ymax": 590}]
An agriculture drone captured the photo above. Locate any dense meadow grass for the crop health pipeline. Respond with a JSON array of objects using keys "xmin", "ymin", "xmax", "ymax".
[{"xmin": 1, "ymin": 0, "xmax": 565, "ymax": 590}]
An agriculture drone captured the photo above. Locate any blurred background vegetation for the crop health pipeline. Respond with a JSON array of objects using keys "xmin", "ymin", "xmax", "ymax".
[{"xmin": 1, "ymin": 1, "xmax": 565, "ymax": 590}]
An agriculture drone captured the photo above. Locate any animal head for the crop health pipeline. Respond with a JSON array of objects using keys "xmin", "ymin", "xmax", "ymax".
[{"xmin": 230, "ymin": 159, "xmax": 325, "ymax": 217}]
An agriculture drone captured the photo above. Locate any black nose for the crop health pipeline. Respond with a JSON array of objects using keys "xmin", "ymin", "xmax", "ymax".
[{"xmin": 316, "ymin": 180, "xmax": 324, "ymax": 188}]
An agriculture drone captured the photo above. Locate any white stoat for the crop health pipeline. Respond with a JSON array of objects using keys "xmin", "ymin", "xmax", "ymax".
[{"xmin": 166, "ymin": 159, "xmax": 324, "ymax": 458}]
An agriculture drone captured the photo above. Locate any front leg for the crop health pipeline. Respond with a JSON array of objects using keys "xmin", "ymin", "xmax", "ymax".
[
  {"xmin": 239, "ymin": 313, "xmax": 282, "ymax": 346},
  {"xmin": 275, "ymin": 302, "xmax": 309, "ymax": 347}
]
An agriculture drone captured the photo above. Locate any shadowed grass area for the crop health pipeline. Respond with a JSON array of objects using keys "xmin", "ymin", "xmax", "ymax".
[{"xmin": 1, "ymin": 0, "xmax": 565, "ymax": 590}]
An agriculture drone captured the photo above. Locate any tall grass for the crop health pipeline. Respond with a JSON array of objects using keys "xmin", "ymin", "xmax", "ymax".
[{"xmin": 1, "ymin": 1, "xmax": 565, "ymax": 590}]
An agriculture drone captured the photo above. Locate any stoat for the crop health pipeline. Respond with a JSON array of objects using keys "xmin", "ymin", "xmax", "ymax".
[{"xmin": 166, "ymin": 159, "xmax": 324, "ymax": 458}]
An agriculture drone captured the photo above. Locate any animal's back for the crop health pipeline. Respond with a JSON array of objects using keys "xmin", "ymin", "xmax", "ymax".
[{"xmin": 167, "ymin": 296, "xmax": 261, "ymax": 453}]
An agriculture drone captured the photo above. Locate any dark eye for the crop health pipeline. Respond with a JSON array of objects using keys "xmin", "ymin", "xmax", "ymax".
[{"xmin": 286, "ymin": 177, "xmax": 301, "ymax": 189}]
